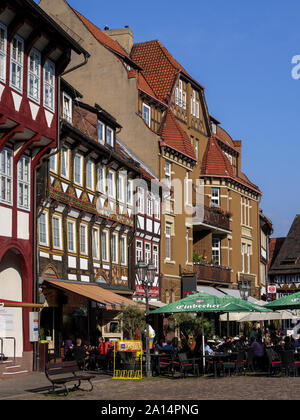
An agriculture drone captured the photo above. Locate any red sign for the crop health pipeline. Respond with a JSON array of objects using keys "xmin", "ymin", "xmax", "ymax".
[
  {"xmin": 268, "ymin": 285, "xmax": 277, "ymax": 294},
  {"xmin": 135, "ymin": 285, "xmax": 159, "ymax": 297}
]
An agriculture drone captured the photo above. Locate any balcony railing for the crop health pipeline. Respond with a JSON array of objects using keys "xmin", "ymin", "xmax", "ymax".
[
  {"xmin": 193, "ymin": 205, "xmax": 231, "ymax": 232},
  {"xmin": 194, "ymin": 262, "xmax": 231, "ymax": 284}
]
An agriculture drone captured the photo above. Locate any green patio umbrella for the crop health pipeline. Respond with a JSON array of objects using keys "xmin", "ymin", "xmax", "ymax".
[
  {"xmin": 149, "ymin": 291, "xmax": 254, "ymax": 371},
  {"xmin": 265, "ymin": 291, "xmax": 300, "ymax": 310}
]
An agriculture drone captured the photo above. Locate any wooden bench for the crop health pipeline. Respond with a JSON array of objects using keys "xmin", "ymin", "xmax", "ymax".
[{"xmin": 45, "ymin": 361, "xmax": 95, "ymax": 396}]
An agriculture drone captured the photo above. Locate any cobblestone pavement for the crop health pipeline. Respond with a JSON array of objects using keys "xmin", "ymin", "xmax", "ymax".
[{"xmin": 1, "ymin": 372, "xmax": 300, "ymax": 400}]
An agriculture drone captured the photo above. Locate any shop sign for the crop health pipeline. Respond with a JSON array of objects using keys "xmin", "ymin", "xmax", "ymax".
[
  {"xmin": 113, "ymin": 340, "xmax": 143, "ymax": 380},
  {"xmin": 135, "ymin": 285, "xmax": 159, "ymax": 296}
]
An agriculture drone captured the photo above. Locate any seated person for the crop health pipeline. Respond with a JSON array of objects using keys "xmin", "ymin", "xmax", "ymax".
[
  {"xmin": 73, "ymin": 338, "xmax": 90, "ymax": 370},
  {"xmin": 63, "ymin": 336, "xmax": 74, "ymax": 361}
]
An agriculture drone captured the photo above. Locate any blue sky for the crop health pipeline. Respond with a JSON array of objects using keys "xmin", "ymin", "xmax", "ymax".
[{"xmin": 39, "ymin": 0, "xmax": 300, "ymax": 237}]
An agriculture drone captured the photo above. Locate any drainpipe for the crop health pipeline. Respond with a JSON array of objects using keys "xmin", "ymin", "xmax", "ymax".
[{"xmin": 32, "ymin": 52, "xmax": 89, "ymax": 371}]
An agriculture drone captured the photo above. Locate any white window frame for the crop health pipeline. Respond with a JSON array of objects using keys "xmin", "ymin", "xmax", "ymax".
[
  {"xmin": 92, "ymin": 226, "xmax": 100, "ymax": 260},
  {"xmin": 247, "ymin": 244, "xmax": 251, "ymax": 275},
  {"xmin": 153, "ymin": 244, "xmax": 159, "ymax": 273},
  {"xmin": 186, "ymin": 229, "xmax": 190, "ymax": 263},
  {"xmin": 39, "ymin": 211, "xmax": 49, "ymax": 247},
  {"xmin": 185, "ymin": 171, "xmax": 192, "ymax": 206},
  {"xmin": 17, "ymin": 155, "xmax": 31, "ymax": 210},
  {"xmin": 165, "ymin": 223, "xmax": 172, "ymax": 261},
  {"xmin": 60, "ymin": 148, "xmax": 70, "ymax": 180},
  {"xmin": 147, "ymin": 194, "xmax": 153, "ymax": 217},
  {"xmin": 142, "ymin": 103, "xmax": 151, "ymax": 127},
  {"xmin": 43, "ymin": 59, "xmax": 55, "ymax": 112},
  {"xmin": 106, "ymin": 127, "xmax": 114, "ymax": 147},
  {"xmin": 127, "ymin": 179, "xmax": 133, "ymax": 205},
  {"xmin": 28, "ymin": 48, "xmax": 41, "ymax": 104},
  {"xmin": 101, "ymin": 230, "xmax": 109, "ymax": 262},
  {"xmin": 117, "ymin": 173, "xmax": 125, "ymax": 203},
  {"xmin": 97, "ymin": 165, "xmax": 106, "ymax": 194},
  {"xmin": 98, "ymin": 120, "xmax": 105, "ymax": 144},
  {"xmin": 52, "ymin": 214, "xmax": 62, "ymax": 250},
  {"xmin": 136, "ymin": 240, "xmax": 143, "ymax": 263},
  {"xmin": 165, "ymin": 161, "xmax": 172, "ymax": 190},
  {"xmin": 74, "ymin": 153, "xmax": 83, "ymax": 186},
  {"xmin": 80, "ymin": 223, "xmax": 88, "ymax": 256},
  {"xmin": 107, "ymin": 170, "xmax": 116, "ymax": 198},
  {"xmin": 86, "ymin": 159, "xmax": 94, "ymax": 191},
  {"xmin": 195, "ymin": 139, "xmax": 199, "ymax": 160},
  {"xmin": 120, "ymin": 235, "xmax": 127, "ymax": 266},
  {"xmin": 67, "ymin": 219, "xmax": 76, "ymax": 254},
  {"xmin": 62, "ymin": 91, "xmax": 72, "ymax": 123},
  {"xmin": 145, "ymin": 242, "xmax": 151, "ymax": 265},
  {"xmin": 111, "ymin": 232, "xmax": 118, "ymax": 264},
  {"xmin": 0, "ymin": 148, "xmax": 13, "ymax": 205},
  {"xmin": 0, "ymin": 23, "xmax": 7, "ymax": 83},
  {"xmin": 212, "ymin": 237, "xmax": 221, "ymax": 266},
  {"xmin": 241, "ymin": 243, "xmax": 246, "ymax": 273},
  {"xmin": 10, "ymin": 34, "xmax": 24, "ymax": 93},
  {"xmin": 49, "ymin": 150, "xmax": 57, "ymax": 174},
  {"xmin": 211, "ymin": 188, "xmax": 220, "ymax": 207},
  {"xmin": 154, "ymin": 196, "xmax": 160, "ymax": 220},
  {"xmin": 136, "ymin": 187, "xmax": 145, "ymax": 214}
]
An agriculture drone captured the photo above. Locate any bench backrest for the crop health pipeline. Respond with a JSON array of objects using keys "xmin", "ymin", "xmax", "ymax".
[{"xmin": 45, "ymin": 361, "xmax": 79, "ymax": 376}]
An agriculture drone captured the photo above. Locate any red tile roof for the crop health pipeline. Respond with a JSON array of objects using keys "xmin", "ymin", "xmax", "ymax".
[
  {"xmin": 73, "ymin": 9, "xmax": 139, "ymax": 68},
  {"xmin": 158, "ymin": 109, "xmax": 196, "ymax": 161},
  {"xmin": 131, "ymin": 40, "xmax": 205, "ymax": 104},
  {"xmin": 201, "ymin": 137, "xmax": 261, "ymax": 194},
  {"xmin": 268, "ymin": 237, "xmax": 286, "ymax": 270}
]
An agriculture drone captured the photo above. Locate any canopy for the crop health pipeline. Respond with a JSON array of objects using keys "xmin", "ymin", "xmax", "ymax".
[
  {"xmin": 236, "ymin": 310, "xmax": 299, "ymax": 322},
  {"xmin": 220, "ymin": 295, "xmax": 272, "ymax": 313},
  {"xmin": 265, "ymin": 292, "xmax": 300, "ymax": 310},
  {"xmin": 149, "ymin": 291, "xmax": 255, "ymax": 315}
]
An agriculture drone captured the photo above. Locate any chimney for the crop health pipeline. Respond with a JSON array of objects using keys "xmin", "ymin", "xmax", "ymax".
[
  {"xmin": 105, "ymin": 26, "xmax": 133, "ymax": 54},
  {"xmin": 233, "ymin": 140, "xmax": 242, "ymax": 176}
]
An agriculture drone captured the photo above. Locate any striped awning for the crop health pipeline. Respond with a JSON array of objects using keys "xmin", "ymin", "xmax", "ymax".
[{"xmin": 44, "ymin": 280, "xmax": 143, "ymax": 311}]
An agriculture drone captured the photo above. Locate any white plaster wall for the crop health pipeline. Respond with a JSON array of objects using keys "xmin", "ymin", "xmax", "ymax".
[
  {"xmin": 0, "ymin": 207, "xmax": 12, "ymax": 237},
  {"xmin": 17, "ymin": 211, "xmax": 29, "ymax": 240}
]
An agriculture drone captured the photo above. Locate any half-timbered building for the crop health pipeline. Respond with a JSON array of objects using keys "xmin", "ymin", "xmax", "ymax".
[{"xmin": 0, "ymin": 0, "xmax": 87, "ymax": 373}]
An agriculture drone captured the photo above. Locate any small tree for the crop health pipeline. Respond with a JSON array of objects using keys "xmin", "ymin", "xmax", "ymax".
[
  {"xmin": 174, "ymin": 313, "xmax": 212, "ymax": 342},
  {"xmin": 118, "ymin": 305, "xmax": 146, "ymax": 340}
]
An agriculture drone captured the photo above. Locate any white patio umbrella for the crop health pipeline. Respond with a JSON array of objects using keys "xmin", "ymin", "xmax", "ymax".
[{"xmin": 237, "ymin": 310, "xmax": 299, "ymax": 322}]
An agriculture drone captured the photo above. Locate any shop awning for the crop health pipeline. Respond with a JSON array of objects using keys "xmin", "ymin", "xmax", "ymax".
[
  {"xmin": 0, "ymin": 299, "xmax": 43, "ymax": 309},
  {"xmin": 44, "ymin": 280, "xmax": 143, "ymax": 311}
]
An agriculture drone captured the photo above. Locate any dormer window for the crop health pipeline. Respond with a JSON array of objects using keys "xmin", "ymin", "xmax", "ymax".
[
  {"xmin": 191, "ymin": 89, "xmax": 199, "ymax": 118},
  {"xmin": 10, "ymin": 35, "xmax": 24, "ymax": 93},
  {"xmin": 62, "ymin": 92, "xmax": 72, "ymax": 123},
  {"xmin": 98, "ymin": 120, "xmax": 105, "ymax": 144},
  {"xmin": 142, "ymin": 103, "xmax": 151, "ymax": 127},
  {"xmin": 106, "ymin": 126, "xmax": 114, "ymax": 147},
  {"xmin": 44, "ymin": 59, "xmax": 55, "ymax": 112},
  {"xmin": 28, "ymin": 49, "xmax": 41, "ymax": 103},
  {"xmin": 211, "ymin": 122, "xmax": 217, "ymax": 135},
  {"xmin": 175, "ymin": 80, "xmax": 186, "ymax": 109},
  {"xmin": 0, "ymin": 23, "xmax": 7, "ymax": 83}
]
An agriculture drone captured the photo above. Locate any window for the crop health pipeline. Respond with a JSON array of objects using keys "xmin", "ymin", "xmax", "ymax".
[
  {"xmin": 28, "ymin": 48, "xmax": 41, "ymax": 103},
  {"xmin": 97, "ymin": 165, "xmax": 106, "ymax": 194},
  {"xmin": 177, "ymin": 80, "xmax": 186, "ymax": 108},
  {"xmin": 165, "ymin": 223, "xmax": 172, "ymax": 260},
  {"xmin": 67, "ymin": 220, "xmax": 76, "ymax": 253},
  {"xmin": 101, "ymin": 230, "xmax": 109, "ymax": 262},
  {"xmin": 195, "ymin": 139, "xmax": 199, "ymax": 160},
  {"xmin": 0, "ymin": 23, "xmax": 7, "ymax": 82},
  {"xmin": 185, "ymin": 171, "xmax": 192, "ymax": 205},
  {"xmin": 49, "ymin": 150, "xmax": 57, "ymax": 173},
  {"xmin": 142, "ymin": 103, "xmax": 151, "ymax": 127},
  {"xmin": 44, "ymin": 59, "xmax": 55, "ymax": 112},
  {"xmin": 86, "ymin": 160, "xmax": 94, "ymax": 190},
  {"xmin": 80, "ymin": 224, "xmax": 88, "ymax": 255},
  {"xmin": 117, "ymin": 174, "xmax": 125, "ymax": 203},
  {"xmin": 145, "ymin": 243, "xmax": 151, "ymax": 265},
  {"xmin": 120, "ymin": 236, "xmax": 127, "ymax": 265},
  {"xmin": 136, "ymin": 187, "xmax": 145, "ymax": 214},
  {"xmin": 0, "ymin": 148, "xmax": 12, "ymax": 205},
  {"xmin": 212, "ymin": 237, "xmax": 221, "ymax": 265},
  {"xmin": 191, "ymin": 89, "xmax": 200, "ymax": 118},
  {"xmin": 186, "ymin": 229, "xmax": 190, "ymax": 262},
  {"xmin": 62, "ymin": 92, "xmax": 72, "ymax": 123},
  {"xmin": 10, "ymin": 35, "xmax": 24, "ymax": 92},
  {"xmin": 127, "ymin": 180, "xmax": 133, "ymax": 205},
  {"xmin": 165, "ymin": 161, "xmax": 171, "ymax": 190},
  {"xmin": 39, "ymin": 212, "xmax": 48, "ymax": 246},
  {"xmin": 107, "ymin": 170, "xmax": 115, "ymax": 198},
  {"xmin": 98, "ymin": 121, "xmax": 105, "ymax": 144},
  {"xmin": 92, "ymin": 227, "xmax": 100, "ymax": 260},
  {"xmin": 136, "ymin": 240, "xmax": 143, "ymax": 263},
  {"xmin": 241, "ymin": 243, "xmax": 245, "ymax": 273},
  {"xmin": 153, "ymin": 244, "xmax": 159, "ymax": 273},
  {"xmin": 247, "ymin": 245, "xmax": 251, "ymax": 274},
  {"xmin": 17, "ymin": 156, "xmax": 30, "ymax": 210},
  {"xmin": 74, "ymin": 154, "xmax": 83, "ymax": 186},
  {"xmin": 154, "ymin": 196, "xmax": 160, "ymax": 220},
  {"xmin": 61, "ymin": 148, "xmax": 69, "ymax": 179},
  {"xmin": 147, "ymin": 195, "xmax": 153, "ymax": 217},
  {"xmin": 241, "ymin": 197, "xmax": 251, "ymax": 226},
  {"xmin": 112, "ymin": 233, "xmax": 118, "ymax": 264},
  {"xmin": 106, "ymin": 127, "xmax": 114, "ymax": 147},
  {"xmin": 52, "ymin": 215, "xmax": 62, "ymax": 250},
  {"xmin": 211, "ymin": 188, "xmax": 220, "ymax": 207}
]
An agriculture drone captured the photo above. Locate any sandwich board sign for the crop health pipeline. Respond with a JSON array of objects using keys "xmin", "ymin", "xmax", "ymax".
[{"xmin": 113, "ymin": 340, "xmax": 143, "ymax": 380}]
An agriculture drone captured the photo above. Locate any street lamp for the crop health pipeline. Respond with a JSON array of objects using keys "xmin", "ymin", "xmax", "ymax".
[
  {"xmin": 136, "ymin": 260, "xmax": 156, "ymax": 377},
  {"xmin": 239, "ymin": 281, "xmax": 251, "ymax": 301}
]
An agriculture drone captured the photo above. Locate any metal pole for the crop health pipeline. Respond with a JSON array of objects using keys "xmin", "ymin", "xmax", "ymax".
[
  {"xmin": 145, "ymin": 282, "xmax": 152, "ymax": 377},
  {"xmin": 202, "ymin": 312, "xmax": 205, "ymax": 373}
]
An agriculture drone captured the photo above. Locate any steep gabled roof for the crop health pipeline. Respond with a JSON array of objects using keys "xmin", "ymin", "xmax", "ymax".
[
  {"xmin": 131, "ymin": 40, "xmax": 205, "ymax": 104},
  {"xmin": 268, "ymin": 237, "xmax": 286, "ymax": 270},
  {"xmin": 73, "ymin": 8, "xmax": 139, "ymax": 68},
  {"xmin": 158, "ymin": 109, "xmax": 196, "ymax": 161},
  {"xmin": 201, "ymin": 137, "xmax": 261, "ymax": 194},
  {"xmin": 269, "ymin": 216, "xmax": 300, "ymax": 275}
]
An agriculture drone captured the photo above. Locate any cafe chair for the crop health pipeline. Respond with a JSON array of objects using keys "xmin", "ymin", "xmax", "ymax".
[
  {"xmin": 282, "ymin": 350, "xmax": 300, "ymax": 377},
  {"xmin": 178, "ymin": 353, "xmax": 199, "ymax": 378},
  {"xmin": 266, "ymin": 348, "xmax": 283, "ymax": 376},
  {"xmin": 220, "ymin": 352, "xmax": 246, "ymax": 377}
]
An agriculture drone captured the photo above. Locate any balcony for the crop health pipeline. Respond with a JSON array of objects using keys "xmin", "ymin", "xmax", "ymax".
[
  {"xmin": 194, "ymin": 262, "xmax": 231, "ymax": 285},
  {"xmin": 192, "ymin": 205, "xmax": 231, "ymax": 234}
]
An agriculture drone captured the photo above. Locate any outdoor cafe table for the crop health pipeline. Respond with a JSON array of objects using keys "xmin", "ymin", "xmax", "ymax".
[{"xmin": 197, "ymin": 352, "xmax": 239, "ymax": 378}]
